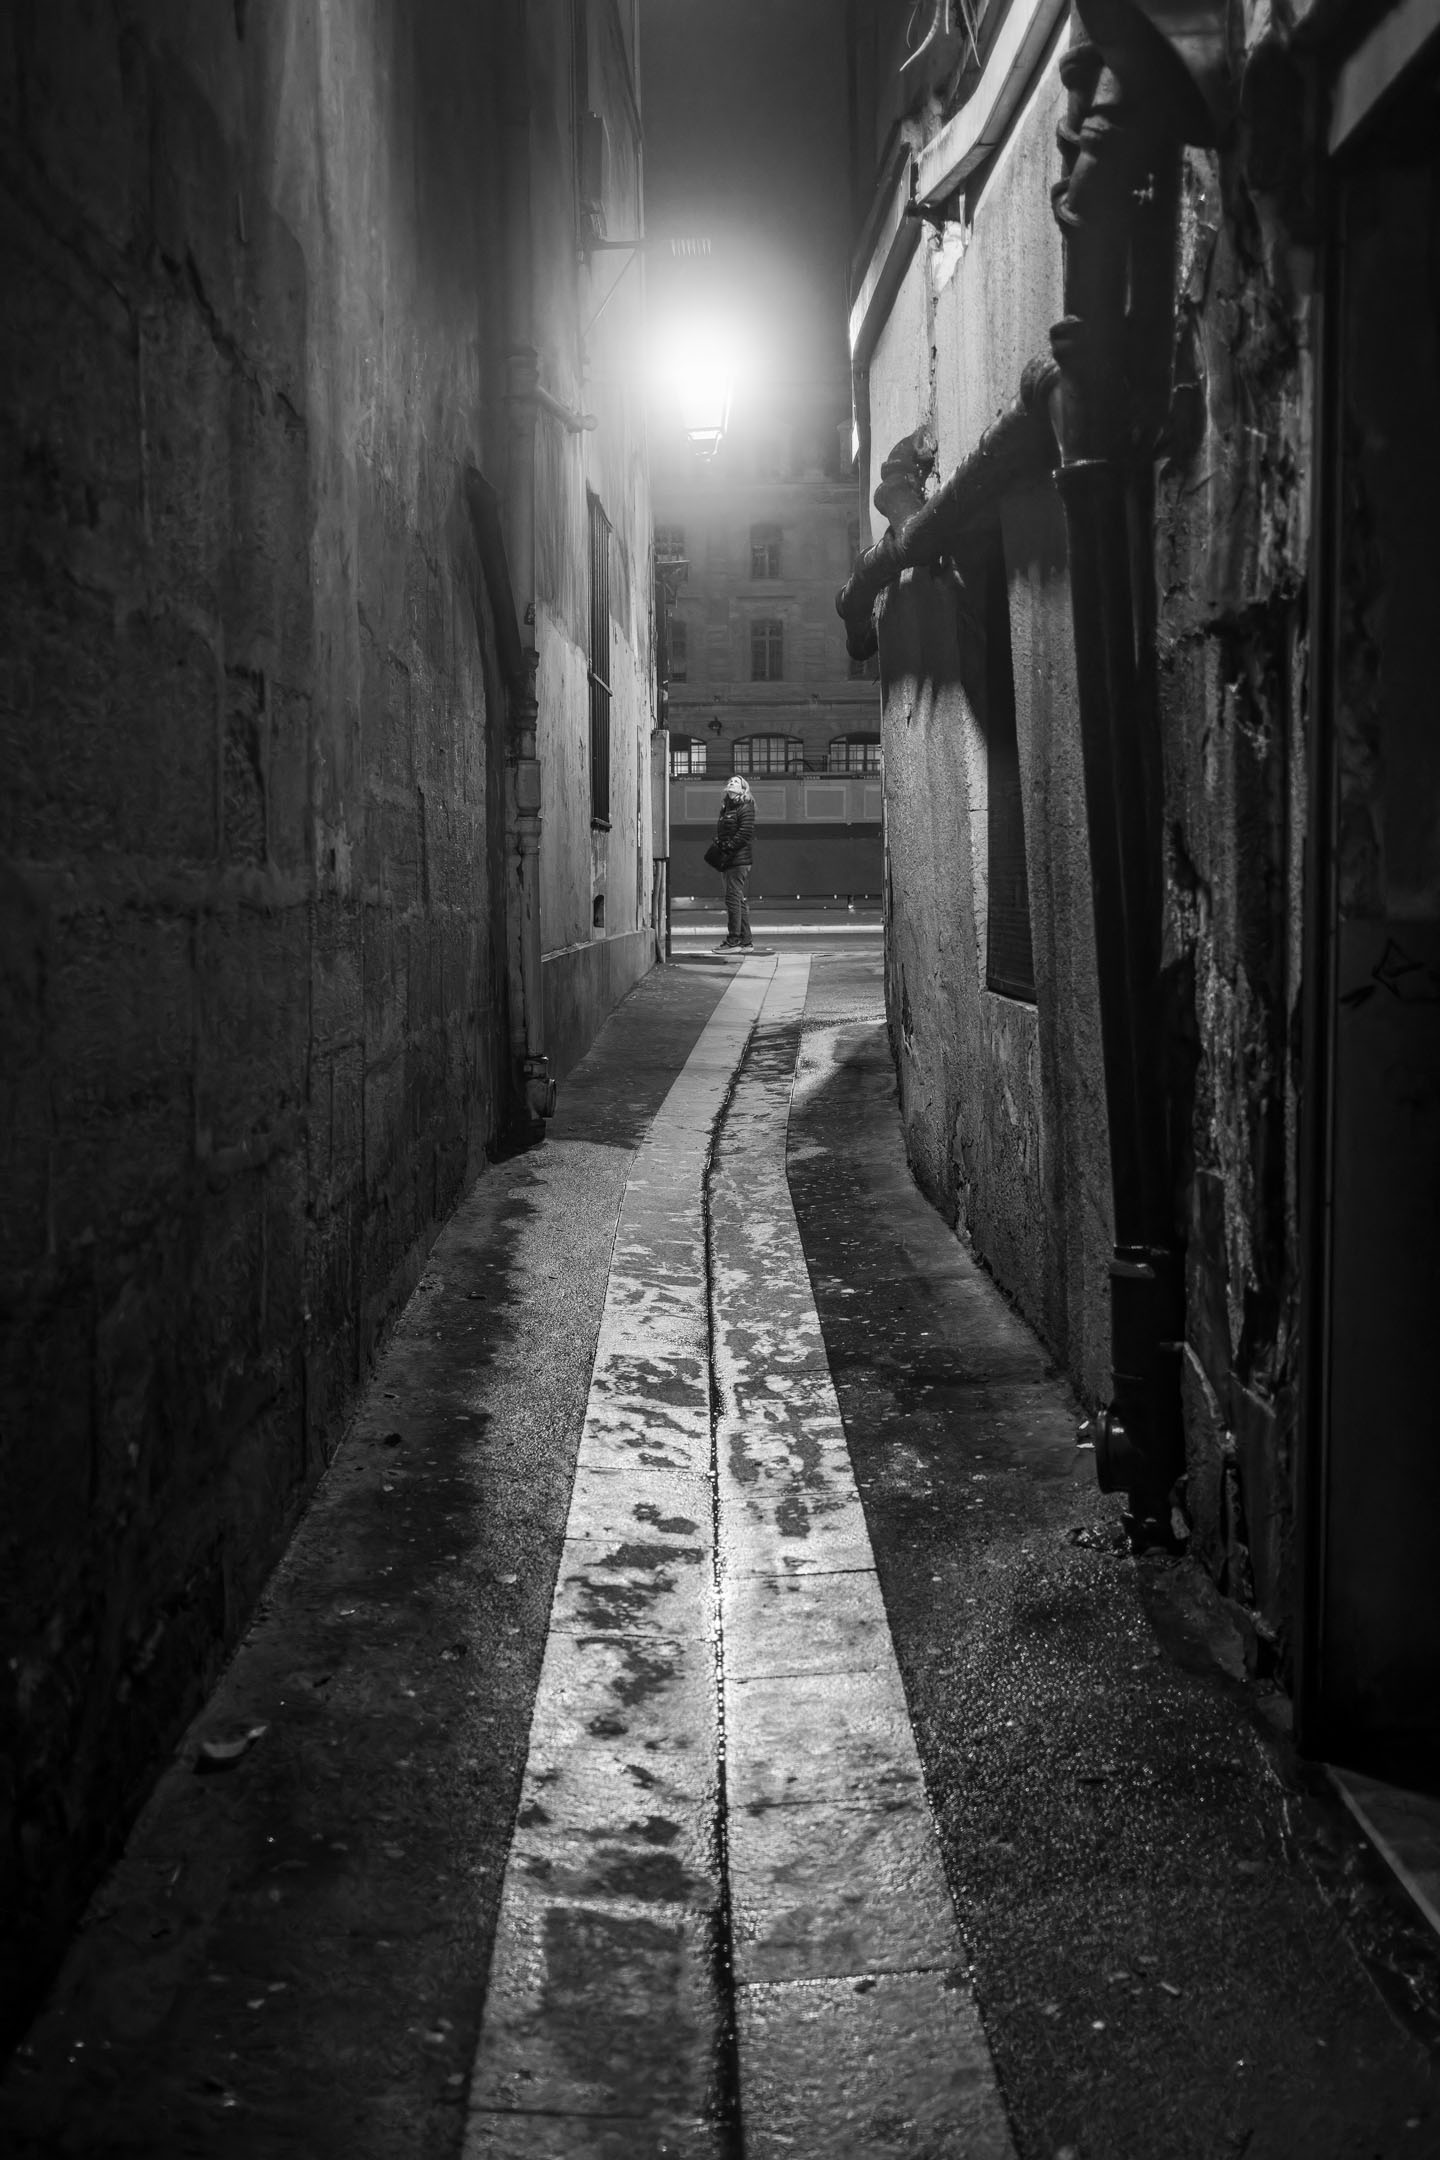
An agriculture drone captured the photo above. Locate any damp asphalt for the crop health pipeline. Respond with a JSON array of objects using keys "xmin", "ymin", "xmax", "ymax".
[{"xmin": 1, "ymin": 949, "xmax": 1437, "ymax": 2159}]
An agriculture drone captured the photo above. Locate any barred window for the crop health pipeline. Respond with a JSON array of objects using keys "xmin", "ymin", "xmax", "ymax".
[
  {"xmin": 733, "ymin": 734, "xmax": 802, "ymax": 776},
  {"xmin": 827, "ymin": 733, "xmax": 882, "ymax": 774},
  {"xmin": 750, "ymin": 618, "xmax": 784, "ymax": 681},
  {"xmin": 668, "ymin": 617, "xmax": 688, "ymax": 683},
  {"xmin": 750, "ymin": 523, "xmax": 782, "ymax": 579},
  {"xmin": 588, "ymin": 491, "xmax": 612, "ymax": 825},
  {"xmin": 655, "ymin": 524, "xmax": 686, "ymax": 564}
]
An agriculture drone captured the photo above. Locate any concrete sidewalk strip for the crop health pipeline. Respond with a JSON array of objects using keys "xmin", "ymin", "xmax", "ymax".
[
  {"xmin": 711, "ymin": 956, "xmax": 1017, "ymax": 2158},
  {"xmin": 465, "ymin": 964, "xmax": 773, "ymax": 2158}
]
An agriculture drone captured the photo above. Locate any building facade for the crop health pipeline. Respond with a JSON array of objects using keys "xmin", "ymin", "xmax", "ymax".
[
  {"xmin": 657, "ymin": 396, "xmax": 884, "ymax": 901},
  {"xmin": 844, "ymin": 0, "xmax": 1440, "ymax": 1778},
  {"xmin": 0, "ymin": 0, "xmax": 656, "ymax": 2039}
]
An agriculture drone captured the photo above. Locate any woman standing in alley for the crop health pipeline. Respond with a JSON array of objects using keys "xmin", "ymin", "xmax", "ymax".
[{"xmin": 714, "ymin": 773, "xmax": 755, "ymax": 952}]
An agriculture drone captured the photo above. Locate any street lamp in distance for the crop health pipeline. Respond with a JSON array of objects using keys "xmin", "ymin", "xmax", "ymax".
[{"xmin": 656, "ymin": 321, "xmax": 737, "ymax": 464}]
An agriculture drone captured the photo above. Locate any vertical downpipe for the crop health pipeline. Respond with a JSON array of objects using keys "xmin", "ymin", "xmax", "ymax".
[{"xmin": 1049, "ymin": 27, "xmax": 1184, "ymax": 1533}]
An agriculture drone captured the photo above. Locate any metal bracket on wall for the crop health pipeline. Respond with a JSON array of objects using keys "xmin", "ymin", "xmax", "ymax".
[
  {"xmin": 582, "ymin": 237, "xmax": 647, "ymax": 339},
  {"xmin": 902, "ymin": 167, "xmax": 964, "ymax": 231}
]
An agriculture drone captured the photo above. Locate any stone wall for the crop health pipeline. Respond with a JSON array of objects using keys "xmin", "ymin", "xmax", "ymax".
[
  {"xmin": 0, "ymin": 0, "xmax": 514, "ymax": 2038},
  {"xmin": 863, "ymin": 10, "xmax": 1334, "ymax": 1659},
  {"xmin": 1153, "ymin": 74, "xmax": 1316, "ymax": 1648},
  {"xmin": 874, "ymin": 46, "xmax": 1114, "ymax": 1403}
]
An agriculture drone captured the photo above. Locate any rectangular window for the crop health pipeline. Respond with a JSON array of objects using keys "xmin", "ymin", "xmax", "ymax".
[
  {"xmin": 667, "ymin": 617, "xmax": 688, "ymax": 682},
  {"xmin": 750, "ymin": 618, "xmax": 784, "ymax": 681},
  {"xmin": 735, "ymin": 735, "xmax": 802, "ymax": 776},
  {"xmin": 669, "ymin": 735, "xmax": 706, "ymax": 778},
  {"xmin": 655, "ymin": 524, "xmax": 686, "ymax": 563},
  {"xmin": 588, "ymin": 491, "xmax": 612, "ymax": 825},
  {"xmin": 982, "ymin": 526, "xmax": 1035, "ymax": 1001},
  {"xmin": 828, "ymin": 735, "xmax": 882, "ymax": 774},
  {"xmin": 750, "ymin": 523, "xmax": 782, "ymax": 579}
]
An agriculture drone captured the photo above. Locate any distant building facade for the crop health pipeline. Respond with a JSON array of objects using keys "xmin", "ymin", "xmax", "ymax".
[{"xmin": 656, "ymin": 396, "xmax": 883, "ymax": 900}]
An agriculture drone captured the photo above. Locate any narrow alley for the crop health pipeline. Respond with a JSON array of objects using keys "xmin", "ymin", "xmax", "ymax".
[
  {"xmin": 3, "ymin": 944, "xmax": 1435, "ymax": 2158},
  {"xmin": 5, "ymin": 0, "xmax": 1440, "ymax": 2154}
]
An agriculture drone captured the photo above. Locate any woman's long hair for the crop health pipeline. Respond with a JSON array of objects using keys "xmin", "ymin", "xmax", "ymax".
[{"xmin": 724, "ymin": 774, "xmax": 753, "ymax": 803}]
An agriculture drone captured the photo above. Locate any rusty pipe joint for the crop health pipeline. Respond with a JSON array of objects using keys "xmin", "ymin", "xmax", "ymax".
[{"xmin": 834, "ymin": 362, "xmax": 1059, "ymax": 658}]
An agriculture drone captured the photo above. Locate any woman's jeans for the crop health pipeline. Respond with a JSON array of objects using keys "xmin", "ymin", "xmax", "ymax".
[{"xmin": 724, "ymin": 864, "xmax": 752, "ymax": 943}]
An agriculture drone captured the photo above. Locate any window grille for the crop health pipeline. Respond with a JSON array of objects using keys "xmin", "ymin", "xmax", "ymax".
[
  {"xmin": 982, "ymin": 526, "xmax": 1035, "ymax": 1001},
  {"xmin": 750, "ymin": 523, "xmax": 782, "ymax": 579},
  {"xmin": 669, "ymin": 735, "xmax": 707, "ymax": 777},
  {"xmin": 827, "ymin": 734, "xmax": 882, "ymax": 774},
  {"xmin": 668, "ymin": 617, "xmax": 688, "ymax": 682},
  {"xmin": 655, "ymin": 525, "xmax": 686, "ymax": 564},
  {"xmin": 750, "ymin": 618, "xmax": 784, "ymax": 681},
  {"xmin": 733, "ymin": 735, "xmax": 802, "ymax": 776},
  {"xmin": 588, "ymin": 492, "xmax": 612, "ymax": 825}
]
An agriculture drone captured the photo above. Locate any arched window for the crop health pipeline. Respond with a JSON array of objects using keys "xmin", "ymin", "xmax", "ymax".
[
  {"xmin": 827, "ymin": 733, "xmax": 882, "ymax": 775},
  {"xmin": 669, "ymin": 735, "xmax": 707, "ymax": 778},
  {"xmin": 733, "ymin": 735, "xmax": 803, "ymax": 776}
]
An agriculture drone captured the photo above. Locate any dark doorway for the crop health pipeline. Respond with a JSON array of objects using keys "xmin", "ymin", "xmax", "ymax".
[{"xmin": 1301, "ymin": 56, "xmax": 1440, "ymax": 1786}]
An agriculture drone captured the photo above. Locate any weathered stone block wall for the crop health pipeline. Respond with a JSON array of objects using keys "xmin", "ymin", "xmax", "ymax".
[
  {"xmin": 1155, "ymin": 91, "xmax": 1316, "ymax": 1647},
  {"xmin": 0, "ymin": 0, "xmax": 511, "ymax": 2037}
]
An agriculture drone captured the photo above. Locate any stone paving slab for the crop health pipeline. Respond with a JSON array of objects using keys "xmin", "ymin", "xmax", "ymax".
[
  {"xmin": 728, "ymin": 1796, "xmax": 961, "ymax": 1985},
  {"xmin": 734, "ymin": 1971, "xmax": 1016, "ymax": 2160},
  {"xmin": 724, "ymin": 1667, "xmax": 927, "ymax": 1812},
  {"xmin": 464, "ymin": 2111, "xmax": 724, "ymax": 2159},
  {"xmin": 720, "ymin": 1567, "xmax": 895, "ymax": 1681},
  {"xmin": 468, "ymin": 1887, "xmax": 724, "ymax": 2120},
  {"xmin": 550, "ymin": 1536, "xmax": 716, "ymax": 1640}
]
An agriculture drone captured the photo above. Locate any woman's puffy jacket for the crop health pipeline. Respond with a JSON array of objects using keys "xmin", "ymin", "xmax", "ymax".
[{"xmin": 715, "ymin": 794, "xmax": 755, "ymax": 868}]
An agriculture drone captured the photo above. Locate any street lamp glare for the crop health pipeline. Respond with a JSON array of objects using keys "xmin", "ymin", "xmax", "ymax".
[{"xmin": 659, "ymin": 325, "xmax": 737, "ymax": 460}]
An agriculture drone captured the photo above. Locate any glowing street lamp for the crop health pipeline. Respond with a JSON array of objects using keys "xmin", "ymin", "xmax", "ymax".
[
  {"xmin": 657, "ymin": 324, "xmax": 737, "ymax": 462},
  {"xmin": 677, "ymin": 352, "xmax": 732, "ymax": 460}
]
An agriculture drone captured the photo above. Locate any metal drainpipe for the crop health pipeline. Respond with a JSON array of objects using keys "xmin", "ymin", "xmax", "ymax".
[
  {"xmin": 500, "ymin": 0, "xmax": 554, "ymax": 1137},
  {"xmin": 1046, "ymin": 0, "xmax": 1229, "ymax": 1533}
]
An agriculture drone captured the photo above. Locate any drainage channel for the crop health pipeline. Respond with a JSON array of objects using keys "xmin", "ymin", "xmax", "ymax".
[
  {"xmin": 464, "ymin": 954, "xmax": 1015, "ymax": 2158},
  {"xmin": 463, "ymin": 962, "xmax": 771, "ymax": 2160}
]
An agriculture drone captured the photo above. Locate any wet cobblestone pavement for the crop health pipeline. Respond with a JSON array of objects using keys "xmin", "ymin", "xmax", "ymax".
[{"xmin": 1, "ymin": 952, "xmax": 1437, "ymax": 2157}]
